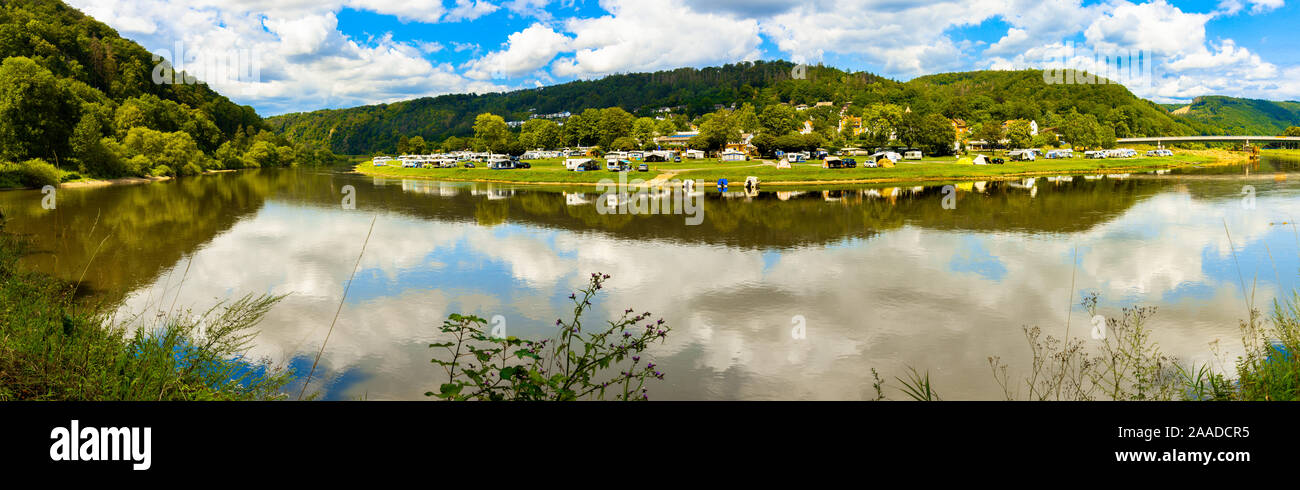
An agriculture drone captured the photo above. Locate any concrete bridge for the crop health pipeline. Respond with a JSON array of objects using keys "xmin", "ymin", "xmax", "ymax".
[{"xmin": 1117, "ymin": 135, "xmax": 1300, "ymax": 146}]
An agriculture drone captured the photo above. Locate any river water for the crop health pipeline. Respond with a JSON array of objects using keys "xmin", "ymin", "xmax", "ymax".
[{"xmin": 4, "ymin": 156, "xmax": 1300, "ymax": 399}]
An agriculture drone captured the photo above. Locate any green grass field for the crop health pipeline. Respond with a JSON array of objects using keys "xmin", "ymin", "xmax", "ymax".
[{"xmin": 356, "ymin": 151, "xmax": 1229, "ymax": 187}]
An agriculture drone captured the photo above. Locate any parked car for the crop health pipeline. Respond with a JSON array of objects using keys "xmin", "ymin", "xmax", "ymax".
[
  {"xmin": 464, "ymin": 162, "xmax": 476, "ymax": 168},
  {"xmin": 843, "ymin": 158, "xmax": 857, "ymax": 168},
  {"xmin": 516, "ymin": 161, "xmax": 531, "ymax": 169},
  {"xmin": 637, "ymin": 163, "xmax": 649, "ymax": 172}
]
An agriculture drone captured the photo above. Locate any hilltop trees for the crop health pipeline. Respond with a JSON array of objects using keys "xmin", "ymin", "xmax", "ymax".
[
  {"xmin": 0, "ymin": 1, "xmax": 339, "ymax": 186},
  {"xmin": 0, "ymin": 57, "xmax": 78, "ymax": 163}
]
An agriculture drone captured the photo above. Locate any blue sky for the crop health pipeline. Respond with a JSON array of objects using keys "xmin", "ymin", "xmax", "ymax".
[{"xmin": 69, "ymin": 0, "xmax": 1300, "ymax": 115}]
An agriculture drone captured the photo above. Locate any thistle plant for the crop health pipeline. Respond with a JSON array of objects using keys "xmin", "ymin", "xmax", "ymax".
[{"xmin": 427, "ymin": 273, "xmax": 670, "ymax": 401}]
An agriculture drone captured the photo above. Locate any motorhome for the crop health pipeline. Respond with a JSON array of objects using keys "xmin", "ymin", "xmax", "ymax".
[
  {"xmin": 565, "ymin": 158, "xmax": 600, "ymax": 171},
  {"xmin": 1007, "ymin": 149, "xmax": 1036, "ymax": 162},
  {"xmin": 1045, "ymin": 149, "xmax": 1073, "ymax": 159},
  {"xmin": 372, "ymin": 156, "xmax": 393, "ymax": 166},
  {"xmin": 1146, "ymin": 149, "xmax": 1174, "ymax": 157},
  {"xmin": 720, "ymin": 149, "xmax": 748, "ymax": 161},
  {"xmin": 903, "ymin": 150, "xmax": 923, "ymax": 160}
]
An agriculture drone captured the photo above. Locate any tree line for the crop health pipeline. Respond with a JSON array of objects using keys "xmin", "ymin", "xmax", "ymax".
[
  {"xmin": 0, "ymin": 0, "xmax": 340, "ymax": 188},
  {"xmin": 272, "ymin": 59, "xmax": 1215, "ymax": 156}
]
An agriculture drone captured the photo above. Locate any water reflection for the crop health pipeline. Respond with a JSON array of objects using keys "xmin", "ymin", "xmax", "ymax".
[{"xmin": 2, "ymin": 158, "xmax": 1299, "ymax": 399}]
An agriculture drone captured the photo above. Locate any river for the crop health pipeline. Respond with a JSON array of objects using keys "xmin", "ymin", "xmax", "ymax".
[{"xmin": 3, "ymin": 155, "xmax": 1300, "ymax": 400}]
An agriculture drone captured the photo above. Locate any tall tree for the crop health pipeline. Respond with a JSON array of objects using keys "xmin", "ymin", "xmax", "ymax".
[
  {"xmin": 0, "ymin": 57, "xmax": 79, "ymax": 164},
  {"xmin": 473, "ymin": 113, "xmax": 509, "ymax": 151}
]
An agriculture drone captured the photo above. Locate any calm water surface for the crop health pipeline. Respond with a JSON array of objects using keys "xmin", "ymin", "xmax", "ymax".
[{"xmin": 4, "ymin": 156, "xmax": 1300, "ymax": 399}]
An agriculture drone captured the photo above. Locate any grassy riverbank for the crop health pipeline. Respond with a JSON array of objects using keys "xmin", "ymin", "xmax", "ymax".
[
  {"xmin": 0, "ymin": 225, "xmax": 293, "ymax": 400},
  {"xmin": 354, "ymin": 149, "xmax": 1245, "ymax": 187}
]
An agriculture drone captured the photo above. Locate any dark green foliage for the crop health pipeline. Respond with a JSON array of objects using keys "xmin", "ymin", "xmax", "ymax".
[
  {"xmin": 271, "ymin": 63, "xmax": 1226, "ymax": 155},
  {"xmin": 428, "ymin": 273, "xmax": 670, "ymax": 401},
  {"xmin": 0, "ymin": 0, "xmax": 342, "ymax": 184},
  {"xmin": 1168, "ymin": 96, "xmax": 1300, "ymax": 135}
]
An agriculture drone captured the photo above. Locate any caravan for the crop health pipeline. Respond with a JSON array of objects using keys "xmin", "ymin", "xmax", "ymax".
[{"xmin": 565, "ymin": 158, "xmax": 599, "ymax": 171}]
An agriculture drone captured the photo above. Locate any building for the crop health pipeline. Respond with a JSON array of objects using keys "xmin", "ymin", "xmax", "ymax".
[
  {"xmin": 839, "ymin": 116, "xmax": 864, "ymax": 136},
  {"xmin": 655, "ymin": 131, "xmax": 699, "ymax": 147}
]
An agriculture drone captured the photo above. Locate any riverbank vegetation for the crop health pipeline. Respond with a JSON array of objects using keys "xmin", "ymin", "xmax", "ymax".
[
  {"xmin": 885, "ymin": 288, "xmax": 1300, "ymax": 401},
  {"xmin": 0, "ymin": 0, "xmax": 343, "ymax": 189},
  {"xmin": 0, "ymin": 224, "xmax": 293, "ymax": 400},
  {"xmin": 429, "ymin": 273, "xmax": 670, "ymax": 401}
]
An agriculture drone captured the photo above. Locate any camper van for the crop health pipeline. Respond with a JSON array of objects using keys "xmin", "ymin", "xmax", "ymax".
[
  {"xmin": 868, "ymin": 151, "xmax": 901, "ymax": 166},
  {"xmin": 565, "ymin": 158, "xmax": 599, "ymax": 171},
  {"xmin": 1084, "ymin": 151, "xmax": 1107, "ymax": 159},
  {"xmin": 720, "ymin": 149, "xmax": 747, "ymax": 162},
  {"xmin": 1007, "ymin": 149, "xmax": 1036, "ymax": 162}
]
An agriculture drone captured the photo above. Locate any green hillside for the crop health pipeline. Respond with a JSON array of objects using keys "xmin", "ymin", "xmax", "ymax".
[
  {"xmin": 269, "ymin": 64, "xmax": 1203, "ymax": 155},
  {"xmin": 0, "ymin": 0, "xmax": 336, "ymax": 189},
  {"xmin": 1167, "ymin": 95, "xmax": 1300, "ymax": 135}
]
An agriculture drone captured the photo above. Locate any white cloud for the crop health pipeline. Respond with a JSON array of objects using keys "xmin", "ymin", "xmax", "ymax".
[
  {"xmin": 445, "ymin": 0, "xmax": 501, "ymax": 22},
  {"xmin": 415, "ymin": 40, "xmax": 445, "ymax": 53},
  {"xmin": 1083, "ymin": 0, "xmax": 1214, "ymax": 56},
  {"xmin": 550, "ymin": 0, "xmax": 762, "ymax": 78},
  {"xmin": 463, "ymin": 23, "xmax": 571, "ymax": 80},
  {"xmin": 759, "ymin": 1, "xmax": 1000, "ymax": 77},
  {"xmin": 1218, "ymin": 0, "xmax": 1285, "ymax": 15},
  {"xmin": 65, "ymin": 0, "xmax": 508, "ymax": 115}
]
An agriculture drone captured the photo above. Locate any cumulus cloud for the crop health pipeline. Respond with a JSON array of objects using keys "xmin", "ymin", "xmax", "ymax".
[
  {"xmin": 463, "ymin": 23, "xmax": 571, "ymax": 80},
  {"xmin": 66, "ymin": 0, "xmax": 1300, "ymax": 113},
  {"xmin": 65, "ymin": 0, "xmax": 509, "ymax": 115},
  {"xmin": 550, "ymin": 0, "xmax": 762, "ymax": 78},
  {"xmin": 981, "ymin": 0, "xmax": 1294, "ymax": 101}
]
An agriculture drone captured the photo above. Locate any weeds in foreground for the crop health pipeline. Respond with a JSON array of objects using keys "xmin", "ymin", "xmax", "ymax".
[
  {"xmin": 428, "ymin": 272, "xmax": 670, "ymax": 401},
  {"xmin": 0, "ymin": 227, "xmax": 293, "ymax": 401},
  {"xmin": 987, "ymin": 292, "xmax": 1181, "ymax": 401}
]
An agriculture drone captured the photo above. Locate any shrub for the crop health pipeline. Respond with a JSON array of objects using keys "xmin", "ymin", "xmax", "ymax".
[
  {"xmin": 11, "ymin": 158, "xmax": 60, "ymax": 187},
  {"xmin": 429, "ymin": 273, "xmax": 671, "ymax": 401},
  {"xmin": 181, "ymin": 162, "xmax": 203, "ymax": 176},
  {"xmin": 150, "ymin": 164, "xmax": 173, "ymax": 177}
]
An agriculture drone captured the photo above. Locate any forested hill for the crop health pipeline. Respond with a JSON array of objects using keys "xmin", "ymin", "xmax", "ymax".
[
  {"xmin": 0, "ymin": 0, "xmax": 333, "ymax": 189},
  {"xmin": 1165, "ymin": 96, "xmax": 1300, "ymax": 135},
  {"xmin": 267, "ymin": 60, "xmax": 851, "ymax": 154},
  {"xmin": 904, "ymin": 70, "xmax": 1197, "ymax": 137},
  {"xmin": 267, "ymin": 61, "xmax": 1209, "ymax": 155}
]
